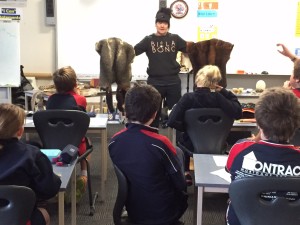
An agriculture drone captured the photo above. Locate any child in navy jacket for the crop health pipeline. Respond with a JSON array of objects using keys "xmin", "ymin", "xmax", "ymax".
[
  {"xmin": 46, "ymin": 66, "xmax": 91, "ymax": 200},
  {"xmin": 0, "ymin": 103, "xmax": 61, "ymax": 225},
  {"xmin": 226, "ymin": 87, "xmax": 300, "ymax": 225},
  {"xmin": 109, "ymin": 84, "xmax": 187, "ymax": 225}
]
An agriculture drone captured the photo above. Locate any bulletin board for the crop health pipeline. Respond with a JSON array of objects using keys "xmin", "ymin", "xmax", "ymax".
[{"xmin": 55, "ymin": 0, "xmax": 159, "ymax": 80}]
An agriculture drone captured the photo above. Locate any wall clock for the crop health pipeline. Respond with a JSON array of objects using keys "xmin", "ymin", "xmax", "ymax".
[{"xmin": 170, "ymin": 0, "xmax": 189, "ymax": 19}]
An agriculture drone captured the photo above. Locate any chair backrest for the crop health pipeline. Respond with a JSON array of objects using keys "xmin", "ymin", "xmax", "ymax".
[
  {"xmin": 33, "ymin": 110, "xmax": 90, "ymax": 150},
  {"xmin": 0, "ymin": 185, "xmax": 36, "ymax": 225},
  {"xmin": 184, "ymin": 108, "xmax": 234, "ymax": 154},
  {"xmin": 113, "ymin": 164, "xmax": 129, "ymax": 225},
  {"xmin": 112, "ymin": 165, "xmax": 181, "ymax": 225},
  {"xmin": 290, "ymin": 129, "xmax": 300, "ymax": 146},
  {"xmin": 229, "ymin": 176, "xmax": 300, "ymax": 225}
]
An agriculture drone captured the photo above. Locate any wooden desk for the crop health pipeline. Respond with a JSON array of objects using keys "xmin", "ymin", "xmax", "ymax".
[
  {"xmin": 24, "ymin": 114, "xmax": 108, "ymax": 202},
  {"xmin": 193, "ymin": 154, "xmax": 229, "ymax": 225},
  {"xmin": 53, "ymin": 161, "xmax": 77, "ymax": 225}
]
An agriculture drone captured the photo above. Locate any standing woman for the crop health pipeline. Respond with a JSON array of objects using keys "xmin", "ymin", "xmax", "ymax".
[{"xmin": 134, "ymin": 7, "xmax": 187, "ymax": 128}]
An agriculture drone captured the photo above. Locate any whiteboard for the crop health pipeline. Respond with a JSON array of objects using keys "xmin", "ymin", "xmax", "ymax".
[
  {"xmin": 56, "ymin": 0, "xmax": 158, "ymax": 80},
  {"xmin": 56, "ymin": 0, "xmax": 299, "ymax": 80},
  {"xmin": 217, "ymin": 0, "xmax": 299, "ymax": 75},
  {"xmin": 0, "ymin": 21, "xmax": 20, "ymax": 86}
]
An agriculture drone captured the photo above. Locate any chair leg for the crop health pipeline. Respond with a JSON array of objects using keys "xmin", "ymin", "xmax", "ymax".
[{"xmin": 85, "ymin": 158, "xmax": 98, "ymax": 216}]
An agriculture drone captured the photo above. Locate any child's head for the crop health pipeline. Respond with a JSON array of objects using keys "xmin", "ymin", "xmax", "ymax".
[
  {"xmin": 0, "ymin": 103, "xmax": 25, "ymax": 139},
  {"xmin": 125, "ymin": 84, "xmax": 161, "ymax": 124},
  {"xmin": 195, "ymin": 65, "xmax": 221, "ymax": 88},
  {"xmin": 52, "ymin": 66, "xmax": 77, "ymax": 93},
  {"xmin": 255, "ymin": 87, "xmax": 300, "ymax": 142}
]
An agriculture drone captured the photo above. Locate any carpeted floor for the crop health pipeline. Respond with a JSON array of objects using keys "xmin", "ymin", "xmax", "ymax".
[{"xmin": 45, "ymin": 124, "xmax": 228, "ymax": 225}]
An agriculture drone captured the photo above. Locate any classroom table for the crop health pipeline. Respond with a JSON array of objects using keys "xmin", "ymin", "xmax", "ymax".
[
  {"xmin": 180, "ymin": 69, "xmax": 193, "ymax": 93},
  {"xmin": 24, "ymin": 114, "xmax": 108, "ymax": 202},
  {"xmin": 53, "ymin": 160, "xmax": 77, "ymax": 225},
  {"xmin": 231, "ymin": 120, "xmax": 257, "ymax": 132},
  {"xmin": 193, "ymin": 154, "xmax": 230, "ymax": 225}
]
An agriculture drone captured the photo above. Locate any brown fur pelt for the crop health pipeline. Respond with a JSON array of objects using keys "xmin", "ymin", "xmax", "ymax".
[
  {"xmin": 187, "ymin": 38, "xmax": 234, "ymax": 88},
  {"xmin": 95, "ymin": 37, "xmax": 135, "ymax": 113}
]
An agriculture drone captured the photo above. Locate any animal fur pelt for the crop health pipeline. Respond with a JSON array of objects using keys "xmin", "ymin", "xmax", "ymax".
[
  {"xmin": 95, "ymin": 37, "xmax": 135, "ymax": 113},
  {"xmin": 187, "ymin": 38, "xmax": 234, "ymax": 88}
]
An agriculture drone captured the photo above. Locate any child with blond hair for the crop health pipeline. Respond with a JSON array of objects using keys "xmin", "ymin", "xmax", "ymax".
[
  {"xmin": 168, "ymin": 65, "xmax": 242, "ymax": 185},
  {"xmin": 0, "ymin": 103, "xmax": 61, "ymax": 225}
]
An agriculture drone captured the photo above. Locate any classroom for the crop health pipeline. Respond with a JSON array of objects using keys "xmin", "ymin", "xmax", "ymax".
[{"xmin": 1, "ymin": 0, "xmax": 300, "ymax": 225}]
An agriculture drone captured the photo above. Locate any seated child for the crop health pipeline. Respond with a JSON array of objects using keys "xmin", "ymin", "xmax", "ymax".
[
  {"xmin": 0, "ymin": 103, "xmax": 61, "ymax": 225},
  {"xmin": 226, "ymin": 87, "xmax": 300, "ymax": 225},
  {"xmin": 46, "ymin": 66, "xmax": 91, "ymax": 200},
  {"xmin": 109, "ymin": 84, "xmax": 188, "ymax": 225},
  {"xmin": 168, "ymin": 65, "xmax": 242, "ymax": 186}
]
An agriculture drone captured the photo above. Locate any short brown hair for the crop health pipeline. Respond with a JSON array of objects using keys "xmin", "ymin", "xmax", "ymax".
[
  {"xmin": 52, "ymin": 66, "xmax": 77, "ymax": 93},
  {"xmin": 125, "ymin": 84, "xmax": 161, "ymax": 124},
  {"xmin": 255, "ymin": 87, "xmax": 300, "ymax": 142},
  {"xmin": 0, "ymin": 103, "xmax": 25, "ymax": 139}
]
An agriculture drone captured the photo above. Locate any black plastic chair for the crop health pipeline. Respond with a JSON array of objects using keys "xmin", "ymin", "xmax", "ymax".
[
  {"xmin": 177, "ymin": 108, "xmax": 234, "ymax": 156},
  {"xmin": 113, "ymin": 165, "xmax": 184, "ymax": 225},
  {"xmin": 0, "ymin": 185, "xmax": 36, "ymax": 225},
  {"xmin": 229, "ymin": 176, "xmax": 300, "ymax": 225},
  {"xmin": 113, "ymin": 164, "xmax": 132, "ymax": 225},
  {"xmin": 33, "ymin": 110, "xmax": 98, "ymax": 215},
  {"xmin": 290, "ymin": 129, "xmax": 300, "ymax": 146}
]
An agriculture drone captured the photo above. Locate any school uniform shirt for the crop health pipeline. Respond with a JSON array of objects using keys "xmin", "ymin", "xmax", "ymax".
[
  {"xmin": 0, "ymin": 138, "xmax": 61, "ymax": 199},
  {"xmin": 226, "ymin": 138, "xmax": 300, "ymax": 225},
  {"xmin": 46, "ymin": 90, "xmax": 87, "ymax": 112},
  {"xmin": 109, "ymin": 123, "xmax": 188, "ymax": 225},
  {"xmin": 292, "ymin": 88, "xmax": 300, "ymax": 98},
  {"xmin": 46, "ymin": 90, "xmax": 87, "ymax": 155},
  {"xmin": 134, "ymin": 32, "xmax": 186, "ymax": 86}
]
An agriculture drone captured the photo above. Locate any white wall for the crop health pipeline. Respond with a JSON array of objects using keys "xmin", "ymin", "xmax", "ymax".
[
  {"xmin": 10, "ymin": 0, "xmax": 300, "ymax": 76},
  {"xmin": 19, "ymin": 0, "xmax": 55, "ymax": 73},
  {"xmin": 55, "ymin": 0, "xmax": 167, "ymax": 79},
  {"xmin": 218, "ymin": 0, "xmax": 298, "ymax": 75}
]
